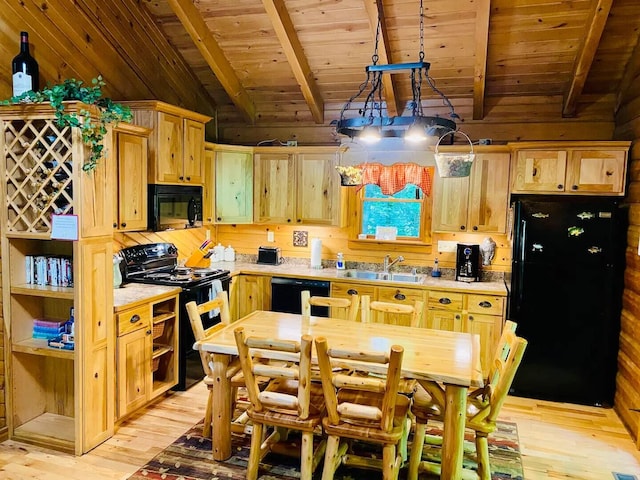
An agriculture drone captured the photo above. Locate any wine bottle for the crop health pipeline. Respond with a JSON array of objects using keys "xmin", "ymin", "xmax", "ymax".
[{"xmin": 12, "ymin": 31, "xmax": 39, "ymax": 97}]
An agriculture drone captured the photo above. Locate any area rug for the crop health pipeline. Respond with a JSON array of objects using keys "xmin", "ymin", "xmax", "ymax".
[{"xmin": 128, "ymin": 419, "xmax": 523, "ymax": 480}]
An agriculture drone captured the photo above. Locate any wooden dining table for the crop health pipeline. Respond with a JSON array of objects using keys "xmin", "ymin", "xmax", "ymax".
[{"xmin": 193, "ymin": 310, "xmax": 484, "ymax": 479}]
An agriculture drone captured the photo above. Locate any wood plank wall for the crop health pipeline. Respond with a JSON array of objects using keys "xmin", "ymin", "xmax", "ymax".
[{"xmin": 614, "ymin": 37, "xmax": 640, "ymax": 445}]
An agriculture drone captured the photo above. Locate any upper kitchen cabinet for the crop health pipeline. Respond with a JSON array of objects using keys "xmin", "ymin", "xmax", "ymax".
[
  {"xmin": 510, "ymin": 141, "xmax": 630, "ymax": 195},
  {"xmin": 111, "ymin": 123, "xmax": 151, "ymax": 231},
  {"xmin": 254, "ymin": 146, "xmax": 341, "ymax": 225},
  {"xmin": 213, "ymin": 144, "xmax": 254, "ymax": 224},
  {"xmin": 120, "ymin": 101, "xmax": 211, "ymax": 186},
  {"xmin": 432, "ymin": 147, "xmax": 511, "ymax": 233}
]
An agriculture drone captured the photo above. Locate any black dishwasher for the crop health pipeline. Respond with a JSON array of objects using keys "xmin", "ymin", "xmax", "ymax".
[{"xmin": 271, "ymin": 277, "xmax": 330, "ymax": 316}]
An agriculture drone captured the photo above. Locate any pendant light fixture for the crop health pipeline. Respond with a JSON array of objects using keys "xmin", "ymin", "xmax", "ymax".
[{"xmin": 333, "ymin": 0, "xmax": 459, "ymax": 144}]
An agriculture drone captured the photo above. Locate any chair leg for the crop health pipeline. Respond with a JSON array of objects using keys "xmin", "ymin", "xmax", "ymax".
[
  {"xmin": 475, "ymin": 432, "xmax": 491, "ymax": 480},
  {"xmin": 321, "ymin": 435, "xmax": 341, "ymax": 480},
  {"xmin": 203, "ymin": 388, "xmax": 213, "ymax": 438},
  {"xmin": 407, "ymin": 420, "xmax": 427, "ymax": 480},
  {"xmin": 247, "ymin": 421, "xmax": 264, "ymax": 480},
  {"xmin": 300, "ymin": 431, "xmax": 314, "ymax": 480},
  {"xmin": 381, "ymin": 443, "xmax": 396, "ymax": 480}
]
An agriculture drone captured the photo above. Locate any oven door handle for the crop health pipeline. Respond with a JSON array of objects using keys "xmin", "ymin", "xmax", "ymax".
[{"xmin": 187, "ymin": 197, "xmax": 199, "ymax": 227}]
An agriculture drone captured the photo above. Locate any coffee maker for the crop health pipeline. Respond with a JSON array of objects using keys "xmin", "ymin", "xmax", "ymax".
[{"xmin": 456, "ymin": 243, "xmax": 481, "ymax": 282}]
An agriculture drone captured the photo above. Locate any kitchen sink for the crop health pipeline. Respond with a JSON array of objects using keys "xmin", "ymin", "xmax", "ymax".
[{"xmin": 340, "ymin": 270, "xmax": 424, "ymax": 283}]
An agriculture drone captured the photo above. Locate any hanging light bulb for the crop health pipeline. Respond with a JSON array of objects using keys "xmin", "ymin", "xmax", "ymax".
[
  {"xmin": 359, "ymin": 125, "xmax": 382, "ymax": 143},
  {"xmin": 404, "ymin": 122, "xmax": 428, "ymax": 143}
]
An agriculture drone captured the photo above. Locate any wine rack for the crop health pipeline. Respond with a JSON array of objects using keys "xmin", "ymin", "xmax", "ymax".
[{"xmin": 3, "ymin": 117, "xmax": 75, "ymax": 233}]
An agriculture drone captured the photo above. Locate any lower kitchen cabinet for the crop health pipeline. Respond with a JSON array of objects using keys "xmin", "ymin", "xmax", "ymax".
[
  {"xmin": 427, "ymin": 290, "xmax": 505, "ymax": 377},
  {"xmin": 236, "ymin": 274, "xmax": 272, "ymax": 319},
  {"xmin": 115, "ymin": 290, "xmax": 179, "ymax": 420}
]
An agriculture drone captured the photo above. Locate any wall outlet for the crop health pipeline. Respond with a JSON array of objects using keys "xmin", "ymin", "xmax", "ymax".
[
  {"xmin": 205, "ymin": 229, "xmax": 211, "ymax": 241},
  {"xmin": 286, "ymin": 140, "xmax": 298, "ymax": 147},
  {"xmin": 267, "ymin": 231, "xmax": 275, "ymax": 242},
  {"xmin": 438, "ymin": 240, "xmax": 458, "ymax": 253}
]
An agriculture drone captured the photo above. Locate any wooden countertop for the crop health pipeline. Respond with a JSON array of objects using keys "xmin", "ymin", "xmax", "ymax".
[
  {"xmin": 211, "ymin": 261, "xmax": 509, "ymax": 296},
  {"xmin": 113, "ymin": 283, "xmax": 181, "ymax": 311}
]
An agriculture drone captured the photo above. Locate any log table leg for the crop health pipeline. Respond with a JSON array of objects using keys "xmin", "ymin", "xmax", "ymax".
[
  {"xmin": 211, "ymin": 353, "xmax": 232, "ymax": 460},
  {"xmin": 440, "ymin": 384, "xmax": 467, "ymax": 480}
]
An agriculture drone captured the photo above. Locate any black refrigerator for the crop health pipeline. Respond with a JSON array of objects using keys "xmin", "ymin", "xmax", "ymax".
[{"xmin": 508, "ymin": 195, "xmax": 627, "ymax": 406}]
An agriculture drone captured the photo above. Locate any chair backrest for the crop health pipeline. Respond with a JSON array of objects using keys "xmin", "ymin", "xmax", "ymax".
[
  {"xmin": 360, "ymin": 295, "xmax": 424, "ymax": 328},
  {"xmin": 185, "ymin": 290, "xmax": 232, "ymax": 377},
  {"xmin": 315, "ymin": 336, "xmax": 404, "ymax": 433},
  {"xmin": 301, "ymin": 290, "xmax": 360, "ymax": 322},
  {"xmin": 469, "ymin": 330, "xmax": 527, "ymax": 428},
  {"xmin": 234, "ymin": 326, "xmax": 314, "ymax": 419}
]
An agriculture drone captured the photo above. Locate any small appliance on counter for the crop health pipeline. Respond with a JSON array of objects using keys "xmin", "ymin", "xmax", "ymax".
[
  {"xmin": 455, "ymin": 243, "xmax": 481, "ymax": 282},
  {"xmin": 257, "ymin": 246, "xmax": 282, "ymax": 265}
]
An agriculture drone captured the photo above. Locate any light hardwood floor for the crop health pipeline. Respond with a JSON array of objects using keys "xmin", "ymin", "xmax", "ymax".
[{"xmin": 0, "ymin": 381, "xmax": 639, "ymax": 479}]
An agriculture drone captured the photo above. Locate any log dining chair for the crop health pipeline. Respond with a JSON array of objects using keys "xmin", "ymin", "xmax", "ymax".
[
  {"xmin": 407, "ymin": 327, "xmax": 528, "ymax": 480},
  {"xmin": 234, "ymin": 326, "xmax": 326, "ymax": 480},
  {"xmin": 359, "ymin": 294, "xmax": 424, "ymax": 396},
  {"xmin": 185, "ymin": 290, "xmax": 249, "ymax": 438},
  {"xmin": 301, "ymin": 290, "xmax": 360, "ymax": 322},
  {"xmin": 360, "ymin": 295, "xmax": 424, "ymax": 328},
  {"xmin": 315, "ymin": 336, "xmax": 411, "ymax": 480}
]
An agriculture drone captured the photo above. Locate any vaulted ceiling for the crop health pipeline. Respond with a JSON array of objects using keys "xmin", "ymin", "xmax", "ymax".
[{"xmin": 140, "ymin": 0, "xmax": 640, "ymax": 144}]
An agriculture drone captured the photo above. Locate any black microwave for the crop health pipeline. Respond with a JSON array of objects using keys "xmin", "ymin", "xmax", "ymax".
[{"xmin": 148, "ymin": 184, "xmax": 203, "ymax": 231}]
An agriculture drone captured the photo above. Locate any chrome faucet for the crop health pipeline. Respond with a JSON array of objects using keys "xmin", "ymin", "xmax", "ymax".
[{"xmin": 383, "ymin": 254, "xmax": 404, "ymax": 273}]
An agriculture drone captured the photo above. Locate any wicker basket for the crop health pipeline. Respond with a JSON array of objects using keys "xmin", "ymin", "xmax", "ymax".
[
  {"xmin": 434, "ymin": 131, "xmax": 475, "ymax": 178},
  {"xmin": 152, "ymin": 356, "xmax": 160, "ymax": 373},
  {"xmin": 152, "ymin": 321, "xmax": 165, "ymax": 339}
]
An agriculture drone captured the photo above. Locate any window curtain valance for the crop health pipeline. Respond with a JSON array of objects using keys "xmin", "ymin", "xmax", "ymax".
[{"xmin": 356, "ymin": 163, "xmax": 434, "ymax": 196}]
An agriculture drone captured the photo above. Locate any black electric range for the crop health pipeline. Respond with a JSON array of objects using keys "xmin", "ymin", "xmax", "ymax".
[{"xmin": 119, "ymin": 243, "xmax": 231, "ymax": 390}]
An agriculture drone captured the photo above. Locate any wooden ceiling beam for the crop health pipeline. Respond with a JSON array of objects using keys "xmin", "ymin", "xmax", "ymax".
[
  {"xmin": 473, "ymin": 0, "xmax": 491, "ymax": 120},
  {"xmin": 563, "ymin": 0, "xmax": 613, "ymax": 117},
  {"xmin": 364, "ymin": 0, "xmax": 400, "ymax": 117},
  {"xmin": 165, "ymin": 0, "xmax": 256, "ymax": 123},
  {"xmin": 261, "ymin": 0, "xmax": 324, "ymax": 124}
]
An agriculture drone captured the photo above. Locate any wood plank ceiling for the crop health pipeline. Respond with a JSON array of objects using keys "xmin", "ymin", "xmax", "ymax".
[{"xmin": 141, "ymin": 0, "xmax": 640, "ymax": 143}]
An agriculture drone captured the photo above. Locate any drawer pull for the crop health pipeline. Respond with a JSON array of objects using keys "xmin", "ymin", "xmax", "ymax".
[
  {"xmin": 394, "ymin": 292, "xmax": 406, "ymax": 301},
  {"xmin": 478, "ymin": 301, "xmax": 493, "ymax": 308},
  {"xmin": 347, "ymin": 289, "xmax": 358, "ymax": 295},
  {"xmin": 130, "ymin": 314, "xmax": 141, "ymax": 324},
  {"xmin": 468, "ymin": 315, "xmax": 474, "ymax": 321},
  {"xmin": 438, "ymin": 297, "xmax": 452, "ymax": 305}
]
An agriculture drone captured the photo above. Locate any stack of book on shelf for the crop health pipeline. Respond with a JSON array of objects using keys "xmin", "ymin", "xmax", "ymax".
[
  {"xmin": 25, "ymin": 255, "xmax": 73, "ymax": 287},
  {"xmin": 32, "ymin": 319, "xmax": 65, "ymax": 340}
]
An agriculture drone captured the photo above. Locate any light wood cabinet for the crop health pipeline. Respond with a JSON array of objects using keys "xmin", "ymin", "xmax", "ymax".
[
  {"xmin": 254, "ymin": 147, "xmax": 341, "ymax": 225},
  {"xmin": 0, "ymin": 103, "xmax": 114, "ymax": 454},
  {"xmin": 510, "ymin": 142, "xmax": 630, "ymax": 195},
  {"xmin": 214, "ymin": 144, "xmax": 254, "ymax": 224},
  {"xmin": 236, "ymin": 274, "xmax": 272, "ymax": 319},
  {"xmin": 426, "ymin": 290, "xmax": 505, "ymax": 377},
  {"xmin": 112, "ymin": 124, "xmax": 151, "ymax": 231},
  {"xmin": 121, "ymin": 101, "xmax": 211, "ymax": 186},
  {"xmin": 115, "ymin": 291, "xmax": 179, "ymax": 419},
  {"xmin": 432, "ymin": 148, "xmax": 511, "ymax": 233}
]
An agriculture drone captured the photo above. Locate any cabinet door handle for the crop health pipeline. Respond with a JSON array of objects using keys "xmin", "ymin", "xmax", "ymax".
[
  {"xmin": 532, "ymin": 167, "xmax": 537, "ymax": 177},
  {"xmin": 113, "ymin": 222, "xmax": 118, "ymax": 228},
  {"xmin": 186, "ymin": 176, "xmax": 191, "ymax": 181},
  {"xmin": 460, "ymin": 225, "xmax": 466, "ymax": 231},
  {"xmin": 472, "ymin": 225, "xmax": 478, "ymax": 231},
  {"xmin": 347, "ymin": 289, "xmax": 358, "ymax": 295},
  {"xmin": 557, "ymin": 184, "xmax": 564, "ymax": 190},
  {"xmin": 478, "ymin": 301, "xmax": 492, "ymax": 308},
  {"xmin": 394, "ymin": 292, "xmax": 406, "ymax": 301},
  {"xmin": 468, "ymin": 315, "xmax": 474, "ymax": 321},
  {"xmin": 121, "ymin": 222, "xmax": 127, "ymax": 228},
  {"xmin": 130, "ymin": 314, "xmax": 141, "ymax": 324},
  {"xmin": 606, "ymin": 170, "xmax": 613, "ymax": 177},
  {"xmin": 455, "ymin": 314, "xmax": 461, "ymax": 320},
  {"xmin": 438, "ymin": 297, "xmax": 452, "ymax": 305},
  {"xmin": 146, "ymin": 329, "xmax": 152, "ymax": 335},
  {"xmin": 571, "ymin": 184, "xmax": 578, "ymax": 190},
  {"xmin": 179, "ymin": 176, "xmax": 184, "ymax": 180}
]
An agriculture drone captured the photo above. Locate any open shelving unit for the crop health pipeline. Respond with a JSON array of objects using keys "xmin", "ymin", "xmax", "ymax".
[{"xmin": 0, "ymin": 103, "xmax": 115, "ymax": 455}]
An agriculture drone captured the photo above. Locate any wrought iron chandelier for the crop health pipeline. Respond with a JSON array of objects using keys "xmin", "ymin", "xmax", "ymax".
[{"xmin": 333, "ymin": 0, "xmax": 459, "ymax": 144}]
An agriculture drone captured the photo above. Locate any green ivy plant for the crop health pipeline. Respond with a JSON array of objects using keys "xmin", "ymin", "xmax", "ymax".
[{"xmin": 1, "ymin": 76, "xmax": 132, "ymax": 171}]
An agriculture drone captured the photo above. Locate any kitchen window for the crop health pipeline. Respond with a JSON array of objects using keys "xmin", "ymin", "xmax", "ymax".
[{"xmin": 358, "ymin": 183, "xmax": 431, "ymax": 243}]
